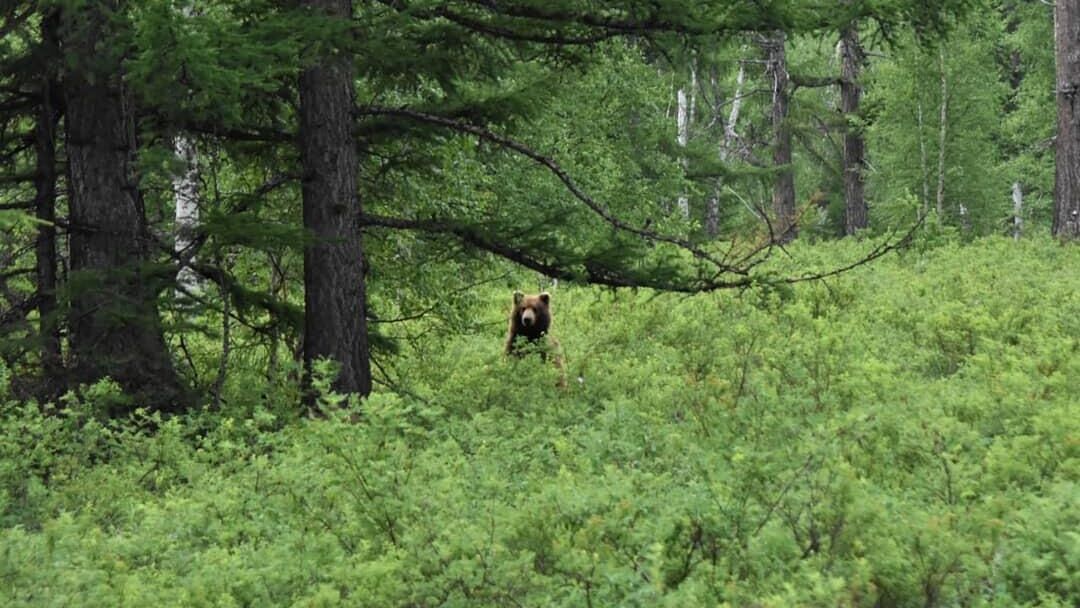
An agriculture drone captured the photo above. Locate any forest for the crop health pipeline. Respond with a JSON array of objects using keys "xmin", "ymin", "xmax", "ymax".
[{"xmin": 0, "ymin": 0, "xmax": 1078, "ymax": 606}]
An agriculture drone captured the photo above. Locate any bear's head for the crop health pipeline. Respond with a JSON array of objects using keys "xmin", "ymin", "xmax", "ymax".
[{"xmin": 510, "ymin": 291, "xmax": 551, "ymax": 342}]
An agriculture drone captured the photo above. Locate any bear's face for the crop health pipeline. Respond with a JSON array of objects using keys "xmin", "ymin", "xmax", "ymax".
[{"xmin": 510, "ymin": 291, "xmax": 551, "ymax": 342}]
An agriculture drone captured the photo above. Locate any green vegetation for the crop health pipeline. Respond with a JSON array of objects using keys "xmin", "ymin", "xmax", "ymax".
[
  {"xmin": 3, "ymin": 237, "xmax": 1076, "ymax": 607},
  {"xmin": 1, "ymin": 2, "xmax": 1077, "ymax": 605}
]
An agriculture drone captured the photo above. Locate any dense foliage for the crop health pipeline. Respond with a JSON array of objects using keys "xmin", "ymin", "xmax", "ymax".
[
  {"xmin": 2, "ymin": 238, "xmax": 1076, "ymax": 607},
  {"xmin": 0, "ymin": 0, "xmax": 1067, "ymax": 397},
  {"xmin": 1, "ymin": 2, "xmax": 1076, "ymax": 605}
]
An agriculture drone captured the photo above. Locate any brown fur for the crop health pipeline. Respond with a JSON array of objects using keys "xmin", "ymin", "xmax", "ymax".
[{"xmin": 505, "ymin": 291, "xmax": 566, "ymax": 387}]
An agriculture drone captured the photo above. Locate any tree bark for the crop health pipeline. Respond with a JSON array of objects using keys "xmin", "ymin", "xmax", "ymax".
[
  {"xmin": 917, "ymin": 100, "xmax": 931, "ymax": 214},
  {"xmin": 936, "ymin": 48, "xmax": 948, "ymax": 219},
  {"xmin": 173, "ymin": 135, "xmax": 201, "ymax": 296},
  {"xmin": 675, "ymin": 64, "xmax": 695, "ymax": 220},
  {"xmin": 763, "ymin": 31, "xmax": 796, "ymax": 243},
  {"xmin": 707, "ymin": 59, "xmax": 746, "ymax": 237},
  {"xmin": 1053, "ymin": 0, "xmax": 1080, "ymax": 238},
  {"xmin": 62, "ymin": 2, "xmax": 187, "ymax": 410},
  {"xmin": 34, "ymin": 9, "xmax": 63, "ymax": 395},
  {"xmin": 173, "ymin": 1, "xmax": 201, "ymax": 297},
  {"xmin": 676, "ymin": 86, "xmax": 690, "ymax": 217},
  {"xmin": 1012, "ymin": 182, "xmax": 1023, "ymax": 240},
  {"xmin": 839, "ymin": 26, "xmax": 868, "ymax": 235},
  {"xmin": 299, "ymin": 0, "xmax": 372, "ymax": 401}
]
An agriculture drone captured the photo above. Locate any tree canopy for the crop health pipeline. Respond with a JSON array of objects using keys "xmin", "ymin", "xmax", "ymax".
[{"xmin": 0, "ymin": 0, "xmax": 1067, "ymax": 403}]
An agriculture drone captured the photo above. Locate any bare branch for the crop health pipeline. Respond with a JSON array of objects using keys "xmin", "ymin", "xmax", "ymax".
[{"xmin": 783, "ymin": 216, "xmax": 925, "ymax": 285}]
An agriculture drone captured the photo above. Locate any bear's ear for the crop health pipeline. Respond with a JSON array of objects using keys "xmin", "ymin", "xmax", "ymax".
[
  {"xmin": 513, "ymin": 291, "xmax": 524, "ymax": 305},
  {"xmin": 538, "ymin": 292, "xmax": 550, "ymax": 305}
]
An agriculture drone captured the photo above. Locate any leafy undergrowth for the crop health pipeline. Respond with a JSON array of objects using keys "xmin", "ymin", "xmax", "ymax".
[{"xmin": 2, "ymin": 237, "xmax": 1078, "ymax": 607}]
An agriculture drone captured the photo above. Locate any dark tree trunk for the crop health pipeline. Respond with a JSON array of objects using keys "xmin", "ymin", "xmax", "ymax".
[
  {"xmin": 763, "ymin": 31, "xmax": 797, "ymax": 243},
  {"xmin": 299, "ymin": 0, "xmax": 372, "ymax": 401},
  {"xmin": 62, "ymin": 3, "xmax": 187, "ymax": 410},
  {"xmin": 34, "ymin": 10, "xmax": 63, "ymax": 396},
  {"xmin": 1054, "ymin": 0, "xmax": 1080, "ymax": 238},
  {"xmin": 840, "ymin": 26, "xmax": 868, "ymax": 235}
]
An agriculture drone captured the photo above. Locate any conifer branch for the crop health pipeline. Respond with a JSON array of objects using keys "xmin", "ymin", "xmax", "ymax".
[
  {"xmin": 453, "ymin": 1, "xmax": 736, "ymax": 36},
  {"xmin": 0, "ymin": 171, "xmax": 36, "ymax": 185},
  {"xmin": 430, "ymin": 6, "xmax": 620, "ymax": 44},
  {"xmin": 178, "ymin": 120, "xmax": 291, "ymax": 143},
  {"xmin": 0, "ymin": 6, "xmax": 34, "ymax": 41},
  {"xmin": 357, "ymin": 105, "xmax": 752, "ymax": 276},
  {"xmin": 360, "ymin": 213, "xmax": 753, "ymax": 292}
]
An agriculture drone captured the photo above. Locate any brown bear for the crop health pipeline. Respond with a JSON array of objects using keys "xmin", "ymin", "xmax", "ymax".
[{"xmin": 505, "ymin": 291, "xmax": 566, "ymax": 386}]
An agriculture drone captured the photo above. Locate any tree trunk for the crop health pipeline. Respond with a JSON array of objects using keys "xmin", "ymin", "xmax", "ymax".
[
  {"xmin": 299, "ymin": 0, "xmax": 371, "ymax": 401},
  {"xmin": 173, "ymin": 135, "xmax": 201, "ymax": 296},
  {"xmin": 917, "ymin": 100, "xmax": 931, "ymax": 214},
  {"xmin": 724, "ymin": 61, "xmax": 746, "ymax": 153},
  {"xmin": 676, "ymin": 63, "xmax": 694, "ymax": 219},
  {"xmin": 839, "ymin": 26, "xmax": 868, "ymax": 235},
  {"xmin": 707, "ymin": 59, "xmax": 747, "ymax": 237},
  {"xmin": 676, "ymin": 86, "xmax": 690, "ymax": 217},
  {"xmin": 1012, "ymin": 182, "xmax": 1023, "ymax": 240},
  {"xmin": 62, "ymin": 2, "xmax": 187, "ymax": 410},
  {"xmin": 936, "ymin": 48, "xmax": 948, "ymax": 220},
  {"xmin": 266, "ymin": 251, "xmax": 285, "ymax": 380},
  {"xmin": 1053, "ymin": 0, "xmax": 1080, "ymax": 238},
  {"xmin": 34, "ymin": 9, "xmax": 63, "ymax": 396},
  {"xmin": 173, "ymin": 1, "xmax": 201, "ymax": 297},
  {"xmin": 763, "ymin": 31, "xmax": 796, "ymax": 243}
]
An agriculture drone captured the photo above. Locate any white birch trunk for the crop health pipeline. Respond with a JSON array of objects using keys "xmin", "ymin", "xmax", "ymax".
[
  {"xmin": 917, "ymin": 100, "xmax": 930, "ymax": 214},
  {"xmin": 706, "ymin": 60, "xmax": 746, "ymax": 236},
  {"xmin": 936, "ymin": 48, "xmax": 948, "ymax": 219},
  {"xmin": 173, "ymin": 1, "xmax": 201, "ymax": 297},
  {"xmin": 1012, "ymin": 182, "xmax": 1023, "ymax": 240},
  {"xmin": 723, "ymin": 61, "xmax": 746, "ymax": 157},
  {"xmin": 173, "ymin": 135, "xmax": 200, "ymax": 296},
  {"xmin": 676, "ymin": 84, "xmax": 691, "ymax": 219}
]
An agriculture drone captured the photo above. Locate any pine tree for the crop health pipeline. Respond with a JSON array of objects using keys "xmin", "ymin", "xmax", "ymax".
[
  {"xmin": 840, "ymin": 24, "xmax": 868, "ymax": 235},
  {"xmin": 32, "ymin": 8, "xmax": 63, "ymax": 395},
  {"xmin": 61, "ymin": 1, "xmax": 188, "ymax": 408},
  {"xmin": 762, "ymin": 31, "xmax": 797, "ymax": 243},
  {"xmin": 298, "ymin": 0, "xmax": 371, "ymax": 400},
  {"xmin": 1054, "ymin": 0, "xmax": 1080, "ymax": 238}
]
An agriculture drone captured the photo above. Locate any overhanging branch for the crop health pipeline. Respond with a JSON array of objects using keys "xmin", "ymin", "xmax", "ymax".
[
  {"xmin": 356, "ymin": 105, "xmax": 752, "ymax": 276},
  {"xmin": 360, "ymin": 212, "xmax": 753, "ymax": 292}
]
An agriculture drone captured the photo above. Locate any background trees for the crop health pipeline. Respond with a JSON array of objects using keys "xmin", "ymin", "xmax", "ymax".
[
  {"xmin": 0, "ymin": 0, "xmax": 1068, "ymax": 408},
  {"xmin": 0, "ymin": 3, "xmax": 1077, "ymax": 605}
]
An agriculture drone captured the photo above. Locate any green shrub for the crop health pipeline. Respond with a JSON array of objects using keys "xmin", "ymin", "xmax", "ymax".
[{"xmin": 1, "ymin": 237, "xmax": 1077, "ymax": 606}]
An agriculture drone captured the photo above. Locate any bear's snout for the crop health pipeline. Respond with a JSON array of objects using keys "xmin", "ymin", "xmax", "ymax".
[{"xmin": 521, "ymin": 308, "xmax": 536, "ymax": 326}]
